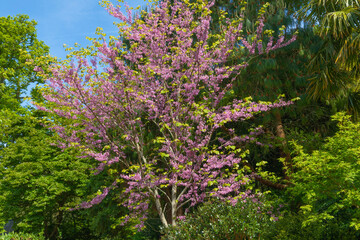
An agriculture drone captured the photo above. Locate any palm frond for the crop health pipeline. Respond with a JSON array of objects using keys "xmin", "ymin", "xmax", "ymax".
[
  {"xmin": 320, "ymin": 6, "xmax": 360, "ymax": 38},
  {"xmin": 307, "ymin": 65, "xmax": 350, "ymax": 100},
  {"xmin": 298, "ymin": 0, "xmax": 360, "ymax": 23},
  {"xmin": 337, "ymin": 32, "xmax": 360, "ymax": 72},
  {"xmin": 306, "ymin": 38, "xmax": 353, "ymax": 100}
]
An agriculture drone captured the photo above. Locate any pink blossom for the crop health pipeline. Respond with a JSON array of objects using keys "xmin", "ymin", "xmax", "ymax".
[{"xmin": 39, "ymin": 0, "xmax": 296, "ymax": 229}]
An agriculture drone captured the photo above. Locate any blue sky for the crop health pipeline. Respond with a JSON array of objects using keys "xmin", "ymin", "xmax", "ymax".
[{"xmin": 1, "ymin": 0, "xmax": 148, "ymax": 59}]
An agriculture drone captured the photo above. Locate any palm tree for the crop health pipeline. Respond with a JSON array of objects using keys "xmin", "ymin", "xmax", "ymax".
[{"xmin": 298, "ymin": 0, "xmax": 360, "ymax": 117}]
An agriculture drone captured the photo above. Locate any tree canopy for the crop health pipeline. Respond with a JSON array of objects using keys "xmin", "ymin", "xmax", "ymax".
[{"xmin": 0, "ymin": 15, "xmax": 49, "ymax": 110}]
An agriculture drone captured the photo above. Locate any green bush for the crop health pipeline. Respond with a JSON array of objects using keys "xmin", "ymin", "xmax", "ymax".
[
  {"xmin": 0, "ymin": 232, "xmax": 45, "ymax": 240},
  {"xmin": 282, "ymin": 112, "xmax": 360, "ymax": 238},
  {"xmin": 162, "ymin": 196, "xmax": 277, "ymax": 240},
  {"xmin": 264, "ymin": 212, "xmax": 359, "ymax": 240}
]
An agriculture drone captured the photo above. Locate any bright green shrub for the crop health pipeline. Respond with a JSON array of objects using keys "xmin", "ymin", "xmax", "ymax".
[
  {"xmin": 0, "ymin": 232, "xmax": 45, "ymax": 240},
  {"xmin": 265, "ymin": 212, "xmax": 358, "ymax": 240},
  {"xmin": 282, "ymin": 112, "xmax": 360, "ymax": 238}
]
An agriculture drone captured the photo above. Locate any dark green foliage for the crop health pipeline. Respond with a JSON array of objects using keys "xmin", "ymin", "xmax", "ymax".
[
  {"xmin": 162, "ymin": 197, "xmax": 276, "ymax": 240},
  {"xmin": 295, "ymin": 0, "xmax": 360, "ymax": 117},
  {"xmin": 209, "ymin": 0, "xmax": 338, "ymax": 190},
  {"xmin": 70, "ymin": 192, "xmax": 138, "ymax": 240}
]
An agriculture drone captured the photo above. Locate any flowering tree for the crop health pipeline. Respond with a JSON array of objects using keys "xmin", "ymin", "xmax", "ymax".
[{"xmin": 37, "ymin": 0, "xmax": 296, "ymax": 228}]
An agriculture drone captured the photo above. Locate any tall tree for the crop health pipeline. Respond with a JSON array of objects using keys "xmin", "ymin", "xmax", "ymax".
[{"xmin": 38, "ymin": 0, "xmax": 295, "ymax": 228}]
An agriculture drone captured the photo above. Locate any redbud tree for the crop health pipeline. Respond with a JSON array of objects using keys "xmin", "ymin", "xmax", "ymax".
[{"xmin": 37, "ymin": 0, "xmax": 296, "ymax": 228}]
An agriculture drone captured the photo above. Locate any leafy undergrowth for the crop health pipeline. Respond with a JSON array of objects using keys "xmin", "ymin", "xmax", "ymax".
[{"xmin": 0, "ymin": 232, "xmax": 45, "ymax": 240}]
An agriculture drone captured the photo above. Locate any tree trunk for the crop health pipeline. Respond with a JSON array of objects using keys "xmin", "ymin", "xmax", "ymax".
[
  {"xmin": 48, "ymin": 210, "xmax": 63, "ymax": 240},
  {"xmin": 171, "ymin": 184, "xmax": 177, "ymax": 226},
  {"xmin": 154, "ymin": 189, "xmax": 168, "ymax": 227},
  {"xmin": 274, "ymin": 110, "xmax": 292, "ymax": 177}
]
